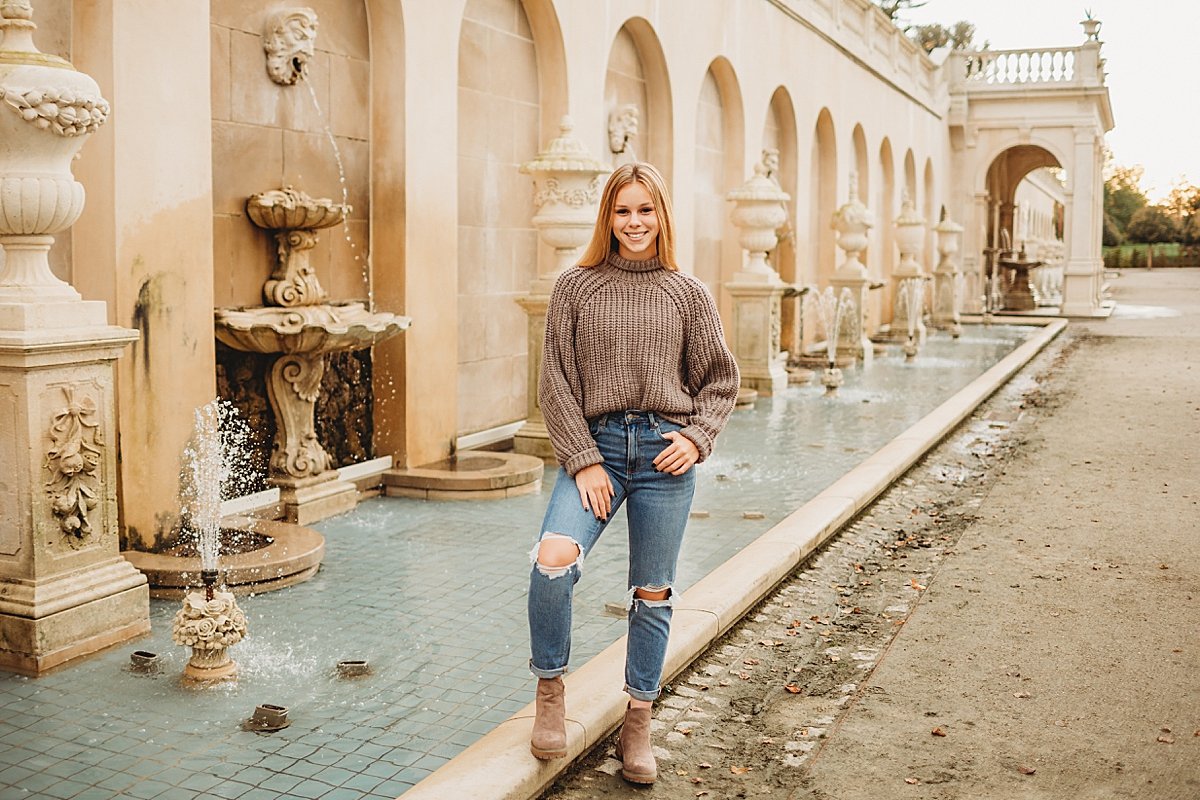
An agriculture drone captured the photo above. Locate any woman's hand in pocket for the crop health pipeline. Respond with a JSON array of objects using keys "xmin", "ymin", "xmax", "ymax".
[
  {"xmin": 575, "ymin": 463, "xmax": 615, "ymax": 520},
  {"xmin": 654, "ymin": 431, "xmax": 699, "ymax": 475}
]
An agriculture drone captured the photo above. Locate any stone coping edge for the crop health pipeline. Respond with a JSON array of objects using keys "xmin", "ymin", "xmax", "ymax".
[{"xmin": 400, "ymin": 319, "xmax": 1066, "ymax": 800}]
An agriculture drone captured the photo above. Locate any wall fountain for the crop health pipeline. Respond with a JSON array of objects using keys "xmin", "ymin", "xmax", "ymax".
[
  {"xmin": 828, "ymin": 175, "xmax": 875, "ymax": 363},
  {"xmin": 896, "ymin": 277, "xmax": 928, "ymax": 361},
  {"xmin": 215, "ymin": 188, "xmax": 410, "ymax": 524}
]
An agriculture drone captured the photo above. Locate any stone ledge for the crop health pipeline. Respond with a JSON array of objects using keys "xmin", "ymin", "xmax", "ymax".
[{"xmin": 384, "ymin": 450, "xmax": 544, "ymax": 494}]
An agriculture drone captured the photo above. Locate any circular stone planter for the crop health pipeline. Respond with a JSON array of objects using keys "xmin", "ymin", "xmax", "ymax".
[
  {"xmin": 121, "ymin": 518, "xmax": 325, "ymax": 599},
  {"xmin": 383, "ymin": 450, "xmax": 543, "ymax": 500}
]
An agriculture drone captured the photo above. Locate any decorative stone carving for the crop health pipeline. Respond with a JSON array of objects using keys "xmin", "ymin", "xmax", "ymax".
[
  {"xmin": 519, "ymin": 116, "xmax": 610, "ymax": 283},
  {"xmin": 264, "ymin": 8, "xmax": 319, "ymax": 86},
  {"xmin": 0, "ymin": 0, "xmax": 110, "ymax": 304},
  {"xmin": 247, "ymin": 187, "xmax": 346, "ymax": 307},
  {"xmin": 932, "ymin": 211, "xmax": 965, "ymax": 336},
  {"xmin": 890, "ymin": 191, "xmax": 927, "ymax": 343},
  {"xmin": 829, "ymin": 175, "xmax": 875, "ymax": 361},
  {"xmin": 608, "ymin": 104, "xmax": 639, "ymax": 166},
  {"xmin": 172, "ymin": 589, "xmax": 247, "ymax": 682},
  {"xmin": 0, "ymin": 87, "xmax": 109, "ymax": 137},
  {"xmin": 44, "ymin": 386, "xmax": 101, "ymax": 545},
  {"xmin": 727, "ymin": 163, "xmax": 789, "ymax": 283}
]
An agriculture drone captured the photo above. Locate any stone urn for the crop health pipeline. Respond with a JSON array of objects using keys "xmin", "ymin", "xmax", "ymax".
[
  {"xmin": 831, "ymin": 179, "xmax": 873, "ymax": 278},
  {"xmin": 514, "ymin": 117, "xmax": 608, "ymax": 457},
  {"xmin": 892, "ymin": 192, "xmax": 926, "ymax": 278},
  {"xmin": 932, "ymin": 212, "xmax": 964, "ymax": 336},
  {"xmin": 726, "ymin": 163, "xmax": 789, "ymax": 283},
  {"xmin": 518, "ymin": 116, "xmax": 609, "ymax": 291},
  {"xmin": 0, "ymin": 0, "xmax": 110, "ymax": 305}
]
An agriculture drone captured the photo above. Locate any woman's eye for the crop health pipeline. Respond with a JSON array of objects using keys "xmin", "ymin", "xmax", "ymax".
[
  {"xmin": 640, "ymin": 207, "xmax": 654, "ymax": 215},
  {"xmin": 615, "ymin": 209, "xmax": 629, "ymax": 215}
]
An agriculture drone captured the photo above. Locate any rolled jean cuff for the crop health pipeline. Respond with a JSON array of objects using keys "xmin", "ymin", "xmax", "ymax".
[
  {"xmin": 529, "ymin": 660, "xmax": 567, "ymax": 680},
  {"xmin": 624, "ymin": 684, "xmax": 660, "ymax": 702}
]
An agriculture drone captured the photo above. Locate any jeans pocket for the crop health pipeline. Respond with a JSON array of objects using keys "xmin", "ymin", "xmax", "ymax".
[
  {"xmin": 588, "ymin": 416, "xmax": 604, "ymax": 437},
  {"xmin": 656, "ymin": 420, "xmax": 683, "ymax": 440}
]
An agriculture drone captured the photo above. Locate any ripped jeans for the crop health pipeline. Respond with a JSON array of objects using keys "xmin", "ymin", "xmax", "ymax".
[{"xmin": 528, "ymin": 411, "xmax": 697, "ymax": 701}]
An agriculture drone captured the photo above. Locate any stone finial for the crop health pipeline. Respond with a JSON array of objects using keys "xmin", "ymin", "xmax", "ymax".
[{"xmin": 264, "ymin": 8, "xmax": 319, "ymax": 85}]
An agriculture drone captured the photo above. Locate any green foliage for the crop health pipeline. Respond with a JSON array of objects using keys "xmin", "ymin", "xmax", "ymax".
[
  {"xmin": 909, "ymin": 21, "xmax": 976, "ymax": 53},
  {"xmin": 1124, "ymin": 206, "xmax": 1181, "ymax": 244},
  {"xmin": 874, "ymin": 0, "xmax": 927, "ymax": 21},
  {"xmin": 1103, "ymin": 163, "xmax": 1147, "ymax": 235},
  {"xmin": 1102, "ymin": 212, "xmax": 1124, "ymax": 246}
]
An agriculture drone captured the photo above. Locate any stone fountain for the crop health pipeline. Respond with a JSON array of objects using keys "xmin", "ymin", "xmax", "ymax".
[
  {"xmin": 215, "ymin": 187, "xmax": 411, "ymax": 524},
  {"xmin": 828, "ymin": 175, "xmax": 875, "ymax": 363}
]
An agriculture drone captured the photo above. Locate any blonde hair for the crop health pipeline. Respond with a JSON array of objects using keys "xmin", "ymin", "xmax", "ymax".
[{"xmin": 577, "ymin": 162, "xmax": 679, "ymax": 270}]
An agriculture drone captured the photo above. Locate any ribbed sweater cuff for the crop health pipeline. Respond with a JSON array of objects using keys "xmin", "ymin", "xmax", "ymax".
[
  {"xmin": 680, "ymin": 425, "xmax": 714, "ymax": 463},
  {"xmin": 564, "ymin": 447, "xmax": 604, "ymax": 477}
]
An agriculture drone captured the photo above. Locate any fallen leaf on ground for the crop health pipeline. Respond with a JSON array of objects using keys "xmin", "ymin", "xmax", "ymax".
[
  {"xmin": 696, "ymin": 792, "xmax": 709, "ymax": 798},
  {"xmin": 904, "ymin": 777, "xmax": 920, "ymax": 785},
  {"xmin": 1157, "ymin": 734, "xmax": 1176, "ymax": 744},
  {"xmin": 931, "ymin": 727, "xmax": 947, "ymax": 737},
  {"xmin": 1018, "ymin": 765, "xmax": 1037, "ymax": 775},
  {"xmin": 690, "ymin": 776, "xmax": 704, "ymax": 784},
  {"xmin": 1013, "ymin": 692, "xmax": 1031, "ymax": 698},
  {"xmin": 785, "ymin": 684, "xmax": 802, "ymax": 694},
  {"xmin": 829, "ymin": 654, "xmax": 840, "ymax": 662},
  {"xmin": 743, "ymin": 658, "xmax": 760, "ymax": 666},
  {"xmin": 730, "ymin": 765, "xmax": 751, "ymax": 775},
  {"xmin": 737, "ymin": 671, "xmax": 751, "ymax": 680},
  {"xmin": 698, "ymin": 762, "xmax": 712, "ymax": 769},
  {"xmin": 910, "ymin": 579, "xmax": 926, "ymax": 591}
]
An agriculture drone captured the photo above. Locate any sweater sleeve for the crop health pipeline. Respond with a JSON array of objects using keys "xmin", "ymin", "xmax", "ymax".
[
  {"xmin": 679, "ymin": 282, "xmax": 740, "ymax": 462},
  {"xmin": 539, "ymin": 273, "xmax": 604, "ymax": 476}
]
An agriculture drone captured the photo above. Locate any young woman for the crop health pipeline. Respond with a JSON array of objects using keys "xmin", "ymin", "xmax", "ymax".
[{"xmin": 527, "ymin": 162, "xmax": 740, "ymax": 784}]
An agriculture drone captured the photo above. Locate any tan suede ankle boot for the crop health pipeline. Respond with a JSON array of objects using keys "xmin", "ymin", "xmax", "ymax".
[
  {"xmin": 530, "ymin": 677, "xmax": 567, "ymax": 759},
  {"xmin": 615, "ymin": 703, "xmax": 656, "ymax": 783}
]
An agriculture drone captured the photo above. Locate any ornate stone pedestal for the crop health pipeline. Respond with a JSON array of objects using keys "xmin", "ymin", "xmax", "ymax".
[
  {"xmin": 887, "ymin": 193, "xmax": 927, "ymax": 343},
  {"xmin": 931, "ymin": 213, "xmax": 964, "ymax": 336},
  {"xmin": 725, "ymin": 164, "xmax": 790, "ymax": 396},
  {"xmin": 0, "ymin": 0, "xmax": 148, "ymax": 675},
  {"xmin": 829, "ymin": 178, "xmax": 875, "ymax": 362}
]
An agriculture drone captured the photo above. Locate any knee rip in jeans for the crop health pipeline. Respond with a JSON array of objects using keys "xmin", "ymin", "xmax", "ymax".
[
  {"xmin": 624, "ymin": 584, "xmax": 673, "ymax": 610},
  {"xmin": 529, "ymin": 531, "xmax": 583, "ymax": 579}
]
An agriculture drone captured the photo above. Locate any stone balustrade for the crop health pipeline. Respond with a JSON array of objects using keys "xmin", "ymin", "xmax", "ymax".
[{"xmin": 948, "ymin": 44, "xmax": 1104, "ymax": 90}]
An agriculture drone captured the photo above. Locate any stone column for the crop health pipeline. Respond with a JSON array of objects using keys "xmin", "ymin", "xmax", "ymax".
[
  {"xmin": 828, "ymin": 178, "xmax": 875, "ymax": 362},
  {"xmin": 1061, "ymin": 126, "xmax": 1105, "ymax": 316},
  {"xmin": 513, "ymin": 118, "xmax": 609, "ymax": 458},
  {"xmin": 0, "ymin": 0, "xmax": 148, "ymax": 675},
  {"xmin": 888, "ymin": 192, "xmax": 927, "ymax": 342},
  {"xmin": 725, "ymin": 164, "xmax": 789, "ymax": 395},
  {"xmin": 931, "ymin": 212, "xmax": 964, "ymax": 336}
]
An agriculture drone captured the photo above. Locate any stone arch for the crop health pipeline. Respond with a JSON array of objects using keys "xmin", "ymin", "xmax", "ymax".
[
  {"xmin": 693, "ymin": 57, "xmax": 744, "ymax": 298},
  {"xmin": 520, "ymin": 0, "xmax": 568, "ymax": 141},
  {"xmin": 604, "ymin": 18, "xmax": 674, "ymax": 182},
  {"xmin": 810, "ymin": 108, "xmax": 837, "ymax": 284},
  {"xmin": 982, "ymin": 144, "xmax": 1064, "ymax": 252},
  {"xmin": 455, "ymin": 0, "xmax": 543, "ymax": 436}
]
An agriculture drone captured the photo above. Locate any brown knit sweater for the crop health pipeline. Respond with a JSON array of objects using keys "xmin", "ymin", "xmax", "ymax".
[{"xmin": 540, "ymin": 250, "xmax": 740, "ymax": 476}]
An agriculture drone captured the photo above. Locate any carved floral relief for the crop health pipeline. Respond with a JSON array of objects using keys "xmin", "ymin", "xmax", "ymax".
[{"xmin": 44, "ymin": 386, "xmax": 102, "ymax": 545}]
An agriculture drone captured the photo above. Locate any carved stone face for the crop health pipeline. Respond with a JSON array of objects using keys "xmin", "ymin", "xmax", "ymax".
[{"xmin": 607, "ymin": 105, "xmax": 640, "ymax": 152}]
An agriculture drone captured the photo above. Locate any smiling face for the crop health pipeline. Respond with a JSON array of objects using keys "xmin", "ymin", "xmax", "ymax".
[{"xmin": 611, "ymin": 180, "xmax": 659, "ymax": 261}]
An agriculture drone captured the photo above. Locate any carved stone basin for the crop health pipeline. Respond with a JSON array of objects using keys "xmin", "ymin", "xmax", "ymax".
[
  {"xmin": 214, "ymin": 301, "xmax": 410, "ymax": 355},
  {"xmin": 246, "ymin": 187, "xmax": 348, "ymax": 232}
]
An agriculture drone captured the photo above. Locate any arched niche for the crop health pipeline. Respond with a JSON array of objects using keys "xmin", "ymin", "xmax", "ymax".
[
  {"xmin": 810, "ymin": 108, "xmax": 837, "ymax": 284},
  {"xmin": 762, "ymin": 87, "xmax": 799, "ymax": 354},
  {"xmin": 875, "ymin": 137, "xmax": 896, "ymax": 325},
  {"xmin": 983, "ymin": 144, "xmax": 1065, "ymax": 252},
  {"xmin": 693, "ymin": 57, "xmax": 745, "ymax": 298},
  {"xmin": 455, "ymin": 0, "xmax": 545, "ymax": 436},
  {"xmin": 851, "ymin": 123, "xmax": 869, "ymax": 262},
  {"xmin": 923, "ymin": 157, "xmax": 936, "ymax": 271},
  {"xmin": 604, "ymin": 18, "xmax": 674, "ymax": 182}
]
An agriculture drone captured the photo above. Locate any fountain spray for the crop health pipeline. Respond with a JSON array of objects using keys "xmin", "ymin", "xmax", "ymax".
[{"xmin": 172, "ymin": 401, "xmax": 248, "ymax": 683}]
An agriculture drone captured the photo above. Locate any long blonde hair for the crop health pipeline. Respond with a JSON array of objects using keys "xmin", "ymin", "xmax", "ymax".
[{"xmin": 577, "ymin": 162, "xmax": 679, "ymax": 270}]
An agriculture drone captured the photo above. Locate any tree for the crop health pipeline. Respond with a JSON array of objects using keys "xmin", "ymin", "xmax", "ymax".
[
  {"xmin": 874, "ymin": 1, "xmax": 927, "ymax": 21},
  {"xmin": 1102, "ymin": 212, "xmax": 1124, "ymax": 246},
  {"xmin": 1163, "ymin": 178, "xmax": 1200, "ymax": 243},
  {"xmin": 1124, "ymin": 206, "xmax": 1180, "ymax": 244},
  {"xmin": 1103, "ymin": 163, "xmax": 1148, "ymax": 236},
  {"xmin": 909, "ymin": 20, "xmax": 977, "ymax": 53}
]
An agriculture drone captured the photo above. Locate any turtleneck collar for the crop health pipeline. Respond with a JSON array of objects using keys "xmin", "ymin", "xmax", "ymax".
[{"xmin": 605, "ymin": 250, "xmax": 664, "ymax": 274}]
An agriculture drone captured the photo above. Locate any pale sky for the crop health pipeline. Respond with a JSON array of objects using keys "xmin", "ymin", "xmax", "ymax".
[{"xmin": 900, "ymin": 0, "xmax": 1196, "ymax": 201}]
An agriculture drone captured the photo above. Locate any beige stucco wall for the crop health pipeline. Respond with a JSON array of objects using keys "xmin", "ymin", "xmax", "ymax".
[{"xmin": 60, "ymin": 0, "xmax": 1113, "ymax": 533}]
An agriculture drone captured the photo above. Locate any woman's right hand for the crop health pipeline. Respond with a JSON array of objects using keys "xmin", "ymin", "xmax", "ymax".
[{"xmin": 574, "ymin": 463, "xmax": 614, "ymax": 521}]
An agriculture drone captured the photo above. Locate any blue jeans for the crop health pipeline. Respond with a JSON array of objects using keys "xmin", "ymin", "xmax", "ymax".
[{"xmin": 528, "ymin": 411, "xmax": 697, "ymax": 701}]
